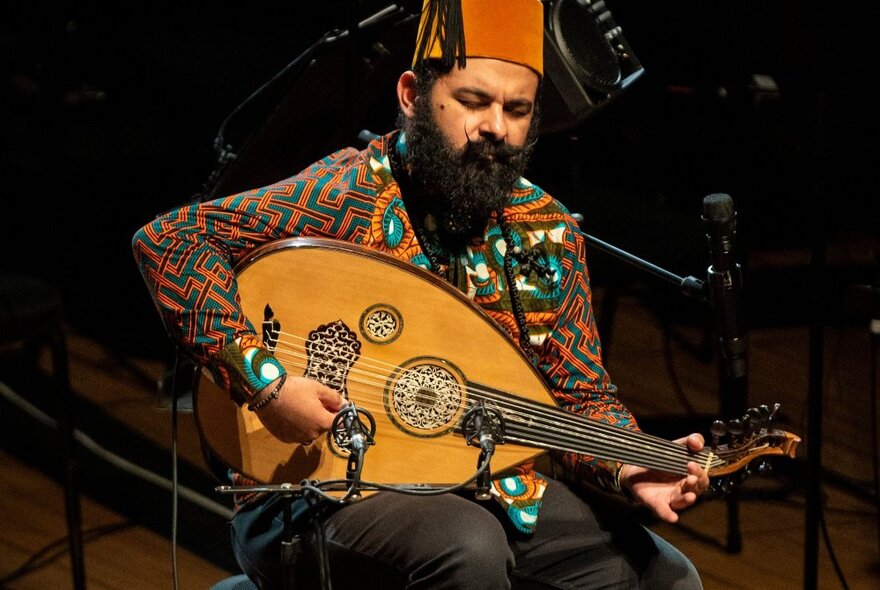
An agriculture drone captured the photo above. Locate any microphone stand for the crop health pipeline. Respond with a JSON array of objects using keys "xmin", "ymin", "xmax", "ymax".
[
  {"xmin": 215, "ymin": 406, "xmax": 377, "ymax": 590},
  {"xmin": 217, "ymin": 481, "xmax": 346, "ymax": 590},
  {"xmin": 280, "ymin": 483, "xmax": 306, "ymax": 590},
  {"xmin": 572, "ymin": 212, "xmax": 746, "ymax": 553},
  {"xmin": 571, "ymin": 219, "xmax": 708, "ymax": 304}
]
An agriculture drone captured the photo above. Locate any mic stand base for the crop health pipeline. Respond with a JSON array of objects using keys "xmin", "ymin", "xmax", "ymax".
[
  {"xmin": 218, "ymin": 482, "xmax": 335, "ymax": 590},
  {"xmin": 474, "ymin": 450, "xmax": 493, "ymax": 501},
  {"xmin": 281, "ymin": 487, "xmax": 304, "ymax": 590}
]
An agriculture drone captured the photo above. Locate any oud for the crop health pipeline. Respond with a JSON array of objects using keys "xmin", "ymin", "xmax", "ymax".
[{"xmin": 196, "ymin": 238, "xmax": 799, "ymax": 490}]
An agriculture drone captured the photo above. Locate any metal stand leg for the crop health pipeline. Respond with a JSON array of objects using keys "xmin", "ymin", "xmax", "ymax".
[
  {"xmin": 52, "ymin": 328, "xmax": 86, "ymax": 590},
  {"xmin": 280, "ymin": 490, "xmax": 305, "ymax": 590},
  {"xmin": 281, "ymin": 493, "xmax": 296, "ymax": 590},
  {"xmin": 721, "ymin": 372, "xmax": 747, "ymax": 554},
  {"xmin": 870, "ymin": 318, "xmax": 880, "ymax": 558}
]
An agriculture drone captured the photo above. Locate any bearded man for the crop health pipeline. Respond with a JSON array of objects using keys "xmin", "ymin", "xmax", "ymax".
[{"xmin": 133, "ymin": 1, "xmax": 708, "ymax": 588}]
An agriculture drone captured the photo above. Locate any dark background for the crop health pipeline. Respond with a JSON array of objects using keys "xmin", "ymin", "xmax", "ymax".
[
  {"xmin": 2, "ymin": 0, "xmax": 878, "ymax": 360},
  {"xmin": 1, "ymin": 1, "xmax": 878, "ymax": 580}
]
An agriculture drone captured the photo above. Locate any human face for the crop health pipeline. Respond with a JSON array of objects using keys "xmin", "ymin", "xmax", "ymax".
[
  {"xmin": 426, "ymin": 58, "xmax": 539, "ymax": 151},
  {"xmin": 396, "ymin": 59, "xmax": 540, "ymax": 241}
]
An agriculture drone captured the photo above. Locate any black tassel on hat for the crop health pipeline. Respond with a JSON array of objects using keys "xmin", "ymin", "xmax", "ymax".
[{"xmin": 414, "ymin": 0, "xmax": 467, "ymax": 69}]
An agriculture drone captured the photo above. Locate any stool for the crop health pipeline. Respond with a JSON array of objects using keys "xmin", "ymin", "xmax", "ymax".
[
  {"xmin": 0, "ymin": 271, "xmax": 86, "ymax": 590},
  {"xmin": 211, "ymin": 574, "xmax": 258, "ymax": 589}
]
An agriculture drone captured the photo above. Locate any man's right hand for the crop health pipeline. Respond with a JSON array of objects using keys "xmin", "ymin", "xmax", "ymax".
[{"xmin": 253, "ymin": 376, "xmax": 346, "ymax": 444}]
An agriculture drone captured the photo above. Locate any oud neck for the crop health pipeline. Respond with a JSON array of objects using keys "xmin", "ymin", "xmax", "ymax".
[{"xmin": 466, "ymin": 384, "xmax": 723, "ymax": 476}]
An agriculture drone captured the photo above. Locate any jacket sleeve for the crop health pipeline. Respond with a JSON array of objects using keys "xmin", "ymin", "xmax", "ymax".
[
  {"xmin": 131, "ymin": 147, "xmax": 371, "ymax": 403},
  {"xmin": 538, "ymin": 216, "xmax": 639, "ymax": 492}
]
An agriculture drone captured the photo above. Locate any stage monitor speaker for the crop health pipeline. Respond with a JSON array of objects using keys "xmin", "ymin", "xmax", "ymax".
[{"xmin": 540, "ymin": 0, "xmax": 645, "ymax": 134}]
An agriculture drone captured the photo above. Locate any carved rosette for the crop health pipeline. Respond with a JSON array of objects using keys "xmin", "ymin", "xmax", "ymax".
[
  {"xmin": 305, "ymin": 320, "xmax": 361, "ymax": 399},
  {"xmin": 359, "ymin": 303, "xmax": 403, "ymax": 345},
  {"xmin": 384, "ymin": 357, "xmax": 467, "ymax": 438}
]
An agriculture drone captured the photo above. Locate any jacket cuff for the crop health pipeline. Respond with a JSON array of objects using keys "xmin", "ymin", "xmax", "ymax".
[{"xmin": 210, "ymin": 333, "xmax": 287, "ymax": 405}]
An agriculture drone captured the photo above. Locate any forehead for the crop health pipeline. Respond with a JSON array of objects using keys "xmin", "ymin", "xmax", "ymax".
[{"xmin": 434, "ymin": 58, "xmax": 540, "ymax": 100}]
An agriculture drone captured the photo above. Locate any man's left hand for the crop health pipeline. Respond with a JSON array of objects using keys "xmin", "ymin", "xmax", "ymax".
[{"xmin": 619, "ymin": 433, "xmax": 710, "ymax": 523}]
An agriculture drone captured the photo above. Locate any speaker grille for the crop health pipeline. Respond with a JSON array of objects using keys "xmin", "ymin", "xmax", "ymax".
[{"xmin": 551, "ymin": 0, "xmax": 621, "ymax": 90}]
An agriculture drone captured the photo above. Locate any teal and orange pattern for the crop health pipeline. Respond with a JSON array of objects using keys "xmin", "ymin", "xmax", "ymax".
[
  {"xmin": 133, "ymin": 131, "xmax": 638, "ymax": 531},
  {"xmin": 491, "ymin": 466, "xmax": 549, "ymax": 534}
]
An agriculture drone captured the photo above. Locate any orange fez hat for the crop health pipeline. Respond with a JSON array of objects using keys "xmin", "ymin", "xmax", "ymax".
[{"xmin": 412, "ymin": 0, "xmax": 544, "ymax": 76}]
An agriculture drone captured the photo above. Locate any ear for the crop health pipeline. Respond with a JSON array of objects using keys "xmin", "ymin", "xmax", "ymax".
[{"xmin": 397, "ymin": 70, "xmax": 418, "ymax": 119}]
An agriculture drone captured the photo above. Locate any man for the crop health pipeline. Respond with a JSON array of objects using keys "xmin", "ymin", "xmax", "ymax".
[{"xmin": 133, "ymin": 1, "xmax": 708, "ymax": 587}]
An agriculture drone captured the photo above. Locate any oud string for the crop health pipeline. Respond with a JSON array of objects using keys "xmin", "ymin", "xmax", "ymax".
[
  {"xmin": 268, "ymin": 335, "xmax": 725, "ymax": 471},
  {"xmin": 264, "ymin": 333, "xmax": 729, "ymax": 472}
]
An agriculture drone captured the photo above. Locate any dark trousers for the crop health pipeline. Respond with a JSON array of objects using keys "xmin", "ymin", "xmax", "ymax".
[{"xmin": 230, "ymin": 478, "xmax": 702, "ymax": 589}]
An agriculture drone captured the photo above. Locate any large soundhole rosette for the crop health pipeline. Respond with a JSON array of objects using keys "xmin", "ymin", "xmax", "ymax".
[{"xmin": 384, "ymin": 358, "xmax": 467, "ymax": 438}]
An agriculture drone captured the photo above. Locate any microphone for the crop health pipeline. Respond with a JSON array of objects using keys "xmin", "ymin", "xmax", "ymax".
[
  {"xmin": 462, "ymin": 403, "xmax": 506, "ymax": 453},
  {"xmin": 331, "ymin": 405, "xmax": 376, "ymax": 496},
  {"xmin": 461, "ymin": 402, "xmax": 505, "ymax": 500},
  {"xmin": 702, "ymin": 193, "xmax": 746, "ymax": 379},
  {"xmin": 332, "ymin": 405, "xmax": 376, "ymax": 454},
  {"xmin": 343, "ymin": 410, "xmax": 368, "ymax": 453}
]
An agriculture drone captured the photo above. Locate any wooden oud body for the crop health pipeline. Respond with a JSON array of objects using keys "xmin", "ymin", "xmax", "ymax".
[{"xmin": 195, "ymin": 238, "xmax": 551, "ymax": 485}]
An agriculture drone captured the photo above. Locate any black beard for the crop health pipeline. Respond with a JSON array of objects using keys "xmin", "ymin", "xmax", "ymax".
[{"xmin": 403, "ymin": 97, "xmax": 537, "ymax": 244}]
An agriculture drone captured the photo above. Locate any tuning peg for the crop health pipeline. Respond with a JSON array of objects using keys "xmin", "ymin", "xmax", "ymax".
[
  {"xmin": 710, "ymin": 420, "xmax": 727, "ymax": 450},
  {"xmin": 727, "ymin": 418, "xmax": 744, "ymax": 444},
  {"xmin": 767, "ymin": 403, "xmax": 781, "ymax": 429},
  {"xmin": 720, "ymin": 477, "xmax": 734, "ymax": 494},
  {"xmin": 745, "ymin": 407, "xmax": 762, "ymax": 426},
  {"xmin": 711, "ymin": 477, "xmax": 731, "ymax": 496},
  {"xmin": 741, "ymin": 412, "xmax": 758, "ymax": 437},
  {"xmin": 756, "ymin": 460, "xmax": 772, "ymax": 475},
  {"xmin": 758, "ymin": 404, "xmax": 772, "ymax": 425}
]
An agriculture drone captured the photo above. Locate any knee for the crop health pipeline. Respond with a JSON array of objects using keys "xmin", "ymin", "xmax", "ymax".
[
  {"xmin": 642, "ymin": 537, "xmax": 702, "ymax": 590},
  {"xmin": 452, "ymin": 517, "xmax": 512, "ymax": 571},
  {"xmin": 416, "ymin": 499, "xmax": 513, "ymax": 589},
  {"xmin": 665, "ymin": 554, "xmax": 702, "ymax": 590}
]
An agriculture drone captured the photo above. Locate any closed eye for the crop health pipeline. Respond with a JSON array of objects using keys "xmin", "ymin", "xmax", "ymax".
[
  {"xmin": 505, "ymin": 100, "xmax": 533, "ymax": 118},
  {"xmin": 459, "ymin": 99, "xmax": 488, "ymax": 110},
  {"xmin": 505, "ymin": 107, "xmax": 531, "ymax": 119}
]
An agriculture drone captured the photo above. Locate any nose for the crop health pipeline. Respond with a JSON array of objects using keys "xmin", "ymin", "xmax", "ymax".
[{"xmin": 476, "ymin": 104, "xmax": 507, "ymax": 143}]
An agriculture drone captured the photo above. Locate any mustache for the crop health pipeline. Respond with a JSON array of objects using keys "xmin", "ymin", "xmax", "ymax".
[{"xmin": 460, "ymin": 135, "xmax": 535, "ymax": 167}]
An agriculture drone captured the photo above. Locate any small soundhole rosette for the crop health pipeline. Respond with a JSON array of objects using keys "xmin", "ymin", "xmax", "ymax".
[{"xmin": 360, "ymin": 303, "xmax": 403, "ymax": 345}]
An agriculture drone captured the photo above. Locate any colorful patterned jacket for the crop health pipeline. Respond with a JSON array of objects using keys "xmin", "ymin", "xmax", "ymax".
[{"xmin": 132, "ymin": 131, "xmax": 639, "ymax": 533}]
